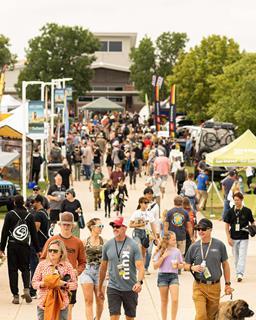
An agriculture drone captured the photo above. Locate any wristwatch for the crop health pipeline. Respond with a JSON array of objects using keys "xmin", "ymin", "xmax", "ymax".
[
  {"xmin": 137, "ymin": 280, "xmax": 143, "ymax": 285},
  {"xmin": 225, "ymin": 281, "xmax": 231, "ymax": 285}
]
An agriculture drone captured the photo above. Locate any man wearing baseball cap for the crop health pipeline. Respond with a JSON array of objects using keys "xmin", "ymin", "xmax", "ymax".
[
  {"xmin": 185, "ymin": 218, "xmax": 233, "ymax": 320},
  {"xmin": 98, "ymin": 217, "xmax": 144, "ymax": 320}
]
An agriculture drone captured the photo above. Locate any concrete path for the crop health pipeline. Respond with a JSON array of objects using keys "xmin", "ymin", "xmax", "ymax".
[{"xmin": 1, "ymin": 171, "xmax": 256, "ymax": 320}]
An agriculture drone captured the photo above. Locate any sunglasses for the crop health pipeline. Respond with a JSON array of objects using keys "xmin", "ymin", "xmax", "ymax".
[
  {"xmin": 143, "ymin": 201, "xmax": 149, "ymax": 204},
  {"xmin": 197, "ymin": 227, "xmax": 209, "ymax": 232},
  {"xmin": 112, "ymin": 225, "xmax": 122, "ymax": 229},
  {"xmin": 94, "ymin": 224, "xmax": 104, "ymax": 228},
  {"xmin": 48, "ymin": 249, "xmax": 59, "ymax": 254}
]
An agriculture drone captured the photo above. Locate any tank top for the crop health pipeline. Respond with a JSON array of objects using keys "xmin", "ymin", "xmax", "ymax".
[{"xmin": 85, "ymin": 236, "xmax": 104, "ymax": 265}]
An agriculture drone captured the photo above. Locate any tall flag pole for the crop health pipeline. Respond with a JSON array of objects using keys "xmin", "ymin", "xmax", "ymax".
[{"xmin": 169, "ymin": 84, "xmax": 176, "ymax": 139}]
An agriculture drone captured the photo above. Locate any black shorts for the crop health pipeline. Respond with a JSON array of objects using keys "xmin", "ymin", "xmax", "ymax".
[
  {"xmin": 107, "ymin": 287, "xmax": 138, "ymax": 318},
  {"xmin": 69, "ymin": 290, "xmax": 77, "ymax": 305}
]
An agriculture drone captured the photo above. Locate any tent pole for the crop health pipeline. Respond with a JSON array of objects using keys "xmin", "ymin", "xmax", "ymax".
[{"xmin": 210, "ymin": 168, "xmax": 215, "ymax": 218}]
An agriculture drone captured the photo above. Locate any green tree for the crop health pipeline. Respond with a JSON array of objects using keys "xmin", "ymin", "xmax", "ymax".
[
  {"xmin": 156, "ymin": 32, "xmax": 188, "ymax": 99},
  {"xmin": 16, "ymin": 23, "xmax": 99, "ymax": 99},
  {"xmin": 208, "ymin": 53, "xmax": 256, "ymax": 134},
  {"xmin": 0, "ymin": 34, "xmax": 16, "ymax": 69},
  {"xmin": 129, "ymin": 36, "xmax": 156, "ymax": 103},
  {"xmin": 130, "ymin": 32, "xmax": 188, "ymax": 103},
  {"xmin": 168, "ymin": 35, "xmax": 241, "ymax": 121}
]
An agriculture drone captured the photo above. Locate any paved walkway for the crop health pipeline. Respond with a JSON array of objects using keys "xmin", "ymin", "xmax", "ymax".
[{"xmin": 0, "ymin": 171, "xmax": 256, "ymax": 319}]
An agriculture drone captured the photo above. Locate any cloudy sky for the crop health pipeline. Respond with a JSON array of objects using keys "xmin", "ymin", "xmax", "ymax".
[{"xmin": 1, "ymin": 0, "xmax": 255, "ymax": 59}]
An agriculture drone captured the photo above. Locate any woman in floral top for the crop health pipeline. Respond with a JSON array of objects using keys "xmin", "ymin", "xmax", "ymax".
[{"xmin": 32, "ymin": 239, "xmax": 77, "ymax": 320}]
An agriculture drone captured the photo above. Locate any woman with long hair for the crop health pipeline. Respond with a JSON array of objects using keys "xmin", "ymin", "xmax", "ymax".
[
  {"xmin": 153, "ymin": 233, "xmax": 183, "ymax": 320},
  {"xmin": 129, "ymin": 197, "xmax": 158, "ymax": 262},
  {"xmin": 80, "ymin": 218, "xmax": 105, "ymax": 320},
  {"xmin": 32, "ymin": 239, "xmax": 77, "ymax": 320}
]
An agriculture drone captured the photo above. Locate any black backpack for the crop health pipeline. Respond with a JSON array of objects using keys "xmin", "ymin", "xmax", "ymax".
[
  {"xmin": 176, "ymin": 168, "xmax": 186, "ymax": 182},
  {"xmin": 50, "ymin": 147, "xmax": 62, "ymax": 163},
  {"xmin": 118, "ymin": 149, "xmax": 125, "ymax": 160},
  {"xmin": 10, "ymin": 210, "xmax": 31, "ymax": 244},
  {"xmin": 37, "ymin": 209, "xmax": 51, "ymax": 240}
]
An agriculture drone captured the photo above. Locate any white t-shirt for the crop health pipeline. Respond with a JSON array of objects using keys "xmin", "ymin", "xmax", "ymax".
[
  {"xmin": 130, "ymin": 209, "xmax": 155, "ymax": 230},
  {"xmin": 246, "ymin": 167, "xmax": 254, "ymax": 177},
  {"xmin": 183, "ymin": 180, "xmax": 197, "ymax": 197},
  {"xmin": 146, "ymin": 177, "xmax": 162, "ymax": 196},
  {"xmin": 148, "ymin": 201, "xmax": 160, "ymax": 233}
]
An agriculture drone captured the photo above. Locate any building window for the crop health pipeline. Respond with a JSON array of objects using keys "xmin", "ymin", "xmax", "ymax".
[
  {"xmin": 109, "ymin": 41, "xmax": 122, "ymax": 52},
  {"xmin": 99, "ymin": 41, "xmax": 108, "ymax": 52}
]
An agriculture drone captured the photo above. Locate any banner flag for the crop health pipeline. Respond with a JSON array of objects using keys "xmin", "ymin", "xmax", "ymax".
[
  {"xmin": 28, "ymin": 100, "xmax": 45, "ymax": 134},
  {"xmin": 54, "ymin": 88, "xmax": 65, "ymax": 109},
  {"xmin": 169, "ymin": 84, "xmax": 176, "ymax": 139}
]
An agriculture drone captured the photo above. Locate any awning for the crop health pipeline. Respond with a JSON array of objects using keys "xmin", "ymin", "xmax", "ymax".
[
  {"xmin": 0, "ymin": 151, "xmax": 20, "ymax": 167},
  {"xmin": 80, "ymin": 97, "xmax": 124, "ymax": 112},
  {"xmin": 0, "ymin": 125, "xmax": 31, "ymax": 140},
  {"xmin": 206, "ymin": 129, "xmax": 256, "ymax": 167}
]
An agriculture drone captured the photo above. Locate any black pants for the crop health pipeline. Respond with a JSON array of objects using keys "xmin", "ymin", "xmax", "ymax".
[
  {"xmin": 32, "ymin": 169, "xmax": 40, "ymax": 184},
  {"xmin": 105, "ymin": 198, "xmax": 111, "ymax": 216},
  {"xmin": 177, "ymin": 181, "xmax": 184, "ymax": 194},
  {"xmin": 129, "ymin": 171, "xmax": 136, "ymax": 185},
  {"xmin": 7, "ymin": 242, "xmax": 31, "ymax": 295}
]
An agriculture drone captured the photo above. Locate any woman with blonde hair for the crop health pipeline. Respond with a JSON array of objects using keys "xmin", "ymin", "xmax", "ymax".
[
  {"xmin": 80, "ymin": 218, "xmax": 105, "ymax": 320},
  {"xmin": 32, "ymin": 239, "xmax": 77, "ymax": 320},
  {"xmin": 153, "ymin": 232, "xmax": 183, "ymax": 320}
]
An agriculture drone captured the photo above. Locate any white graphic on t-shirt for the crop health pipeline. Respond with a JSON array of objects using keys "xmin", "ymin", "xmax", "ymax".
[{"xmin": 122, "ymin": 250, "xmax": 130, "ymax": 280}]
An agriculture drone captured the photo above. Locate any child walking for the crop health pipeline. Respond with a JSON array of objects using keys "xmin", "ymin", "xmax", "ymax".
[{"xmin": 153, "ymin": 232, "xmax": 183, "ymax": 320}]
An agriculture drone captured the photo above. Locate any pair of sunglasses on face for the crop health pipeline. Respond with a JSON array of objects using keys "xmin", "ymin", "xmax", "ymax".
[
  {"xmin": 48, "ymin": 249, "xmax": 60, "ymax": 253},
  {"xmin": 112, "ymin": 225, "xmax": 122, "ymax": 229},
  {"xmin": 94, "ymin": 224, "xmax": 104, "ymax": 228},
  {"xmin": 196, "ymin": 227, "xmax": 210, "ymax": 232}
]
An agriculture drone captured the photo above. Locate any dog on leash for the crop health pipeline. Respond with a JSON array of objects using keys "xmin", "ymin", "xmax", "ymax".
[{"xmin": 216, "ymin": 299, "xmax": 254, "ymax": 319}]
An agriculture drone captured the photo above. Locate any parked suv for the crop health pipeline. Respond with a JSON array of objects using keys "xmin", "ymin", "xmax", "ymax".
[{"xmin": 0, "ymin": 179, "xmax": 19, "ymax": 209}]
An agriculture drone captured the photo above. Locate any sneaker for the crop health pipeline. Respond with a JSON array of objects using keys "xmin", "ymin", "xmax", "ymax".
[
  {"xmin": 21, "ymin": 288, "xmax": 32, "ymax": 303},
  {"xmin": 237, "ymin": 274, "xmax": 243, "ymax": 282},
  {"xmin": 12, "ymin": 295, "xmax": 19, "ymax": 304}
]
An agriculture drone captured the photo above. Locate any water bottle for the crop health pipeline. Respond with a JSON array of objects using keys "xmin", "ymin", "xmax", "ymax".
[{"xmin": 200, "ymin": 260, "xmax": 206, "ymax": 278}]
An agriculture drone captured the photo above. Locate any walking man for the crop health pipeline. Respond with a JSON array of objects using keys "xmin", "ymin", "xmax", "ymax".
[
  {"xmin": 98, "ymin": 217, "xmax": 144, "ymax": 320},
  {"xmin": 224, "ymin": 192, "xmax": 255, "ymax": 282},
  {"xmin": 185, "ymin": 218, "xmax": 233, "ymax": 320}
]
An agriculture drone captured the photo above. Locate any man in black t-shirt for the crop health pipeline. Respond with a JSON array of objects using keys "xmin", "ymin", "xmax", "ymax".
[{"xmin": 224, "ymin": 192, "xmax": 255, "ymax": 282}]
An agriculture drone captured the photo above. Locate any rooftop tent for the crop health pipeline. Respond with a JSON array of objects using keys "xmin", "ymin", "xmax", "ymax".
[
  {"xmin": 80, "ymin": 97, "xmax": 124, "ymax": 112},
  {"xmin": 0, "ymin": 95, "xmax": 21, "ymax": 112},
  {"xmin": 206, "ymin": 129, "xmax": 256, "ymax": 167}
]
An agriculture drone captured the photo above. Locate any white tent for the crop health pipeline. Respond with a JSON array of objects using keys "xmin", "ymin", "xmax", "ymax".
[
  {"xmin": 0, "ymin": 95, "xmax": 21, "ymax": 113},
  {"xmin": 0, "ymin": 103, "xmax": 25, "ymax": 133},
  {"xmin": 0, "ymin": 151, "xmax": 20, "ymax": 167}
]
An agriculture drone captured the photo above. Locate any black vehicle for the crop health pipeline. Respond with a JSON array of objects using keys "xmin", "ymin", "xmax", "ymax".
[{"xmin": 0, "ymin": 179, "xmax": 19, "ymax": 209}]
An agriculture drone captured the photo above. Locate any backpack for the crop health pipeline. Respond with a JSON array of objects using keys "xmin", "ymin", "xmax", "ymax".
[
  {"xmin": 176, "ymin": 168, "xmax": 186, "ymax": 182},
  {"xmin": 50, "ymin": 147, "xmax": 62, "ymax": 163},
  {"xmin": 10, "ymin": 210, "xmax": 31, "ymax": 244},
  {"xmin": 118, "ymin": 149, "xmax": 125, "ymax": 160}
]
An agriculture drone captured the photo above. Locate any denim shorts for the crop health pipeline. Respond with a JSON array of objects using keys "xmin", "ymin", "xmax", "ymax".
[
  {"xmin": 157, "ymin": 272, "xmax": 179, "ymax": 287},
  {"xmin": 80, "ymin": 264, "xmax": 101, "ymax": 285},
  {"xmin": 132, "ymin": 229, "xmax": 149, "ymax": 248}
]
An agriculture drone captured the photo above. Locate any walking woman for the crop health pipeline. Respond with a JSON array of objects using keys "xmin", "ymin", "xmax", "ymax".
[
  {"xmin": 61, "ymin": 188, "xmax": 83, "ymax": 237},
  {"xmin": 80, "ymin": 218, "xmax": 105, "ymax": 320},
  {"xmin": 153, "ymin": 233, "xmax": 183, "ymax": 320},
  {"xmin": 125, "ymin": 151, "xmax": 139, "ymax": 190},
  {"xmin": 32, "ymin": 239, "xmax": 77, "ymax": 320},
  {"xmin": 101, "ymin": 179, "xmax": 115, "ymax": 218},
  {"xmin": 129, "ymin": 197, "xmax": 158, "ymax": 262},
  {"xmin": 105, "ymin": 147, "xmax": 114, "ymax": 178}
]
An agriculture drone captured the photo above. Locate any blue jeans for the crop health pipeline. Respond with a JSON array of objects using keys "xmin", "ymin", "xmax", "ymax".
[
  {"xmin": 232, "ymin": 239, "xmax": 249, "ymax": 276},
  {"xmin": 83, "ymin": 164, "xmax": 91, "ymax": 179},
  {"xmin": 145, "ymin": 240, "xmax": 154, "ymax": 270},
  {"xmin": 222, "ymin": 199, "xmax": 230, "ymax": 220},
  {"xmin": 37, "ymin": 306, "xmax": 68, "ymax": 320}
]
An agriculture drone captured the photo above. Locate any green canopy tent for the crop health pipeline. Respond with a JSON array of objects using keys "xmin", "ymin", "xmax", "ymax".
[
  {"xmin": 80, "ymin": 97, "xmax": 124, "ymax": 112},
  {"xmin": 205, "ymin": 129, "xmax": 256, "ymax": 216}
]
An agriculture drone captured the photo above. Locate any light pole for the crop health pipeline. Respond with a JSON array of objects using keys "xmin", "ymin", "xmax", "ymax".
[{"xmin": 22, "ymin": 80, "xmax": 44, "ymax": 200}]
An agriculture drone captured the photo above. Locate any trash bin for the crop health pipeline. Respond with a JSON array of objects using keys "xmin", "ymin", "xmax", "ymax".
[{"xmin": 47, "ymin": 163, "xmax": 63, "ymax": 185}]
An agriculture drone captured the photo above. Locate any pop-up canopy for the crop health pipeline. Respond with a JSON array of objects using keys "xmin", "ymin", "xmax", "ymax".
[
  {"xmin": 206, "ymin": 129, "xmax": 256, "ymax": 167},
  {"xmin": 81, "ymin": 97, "xmax": 124, "ymax": 112}
]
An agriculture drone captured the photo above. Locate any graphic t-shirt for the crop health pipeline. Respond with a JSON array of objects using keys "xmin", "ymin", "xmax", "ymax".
[
  {"xmin": 102, "ymin": 237, "xmax": 142, "ymax": 291},
  {"xmin": 165, "ymin": 207, "xmax": 190, "ymax": 241}
]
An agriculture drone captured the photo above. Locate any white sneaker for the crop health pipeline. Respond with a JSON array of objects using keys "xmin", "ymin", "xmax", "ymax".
[{"xmin": 237, "ymin": 274, "xmax": 243, "ymax": 282}]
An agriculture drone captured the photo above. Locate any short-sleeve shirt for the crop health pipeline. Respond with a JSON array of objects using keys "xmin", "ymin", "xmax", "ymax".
[
  {"xmin": 221, "ymin": 177, "xmax": 234, "ymax": 199},
  {"xmin": 224, "ymin": 206, "xmax": 254, "ymax": 240},
  {"xmin": 197, "ymin": 173, "xmax": 209, "ymax": 191},
  {"xmin": 102, "ymin": 236, "xmax": 142, "ymax": 291},
  {"xmin": 47, "ymin": 184, "xmax": 66, "ymax": 210},
  {"xmin": 165, "ymin": 207, "xmax": 190, "ymax": 241},
  {"xmin": 91, "ymin": 172, "xmax": 104, "ymax": 190},
  {"xmin": 130, "ymin": 209, "xmax": 155, "ymax": 231},
  {"xmin": 185, "ymin": 238, "xmax": 228, "ymax": 282},
  {"xmin": 34, "ymin": 209, "xmax": 49, "ymax": 249},
  {"xmin": 153, "ymin": 247, "xmax": 183, "ymax": 273},
  {"xmin": 183, "ymin": 180, "xmax": 197, "ymax": 197}
]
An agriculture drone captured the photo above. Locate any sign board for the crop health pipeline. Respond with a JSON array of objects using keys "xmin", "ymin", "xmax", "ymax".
[
  {"xmin": 66, "ymin": 86, "xmax": 73, "ymax": 101},
  {"xmin": 54, "ymin": 88, "xmax": 65, "ymax": 109},
  {"xmin": 28, "ymin": 101, "xmax": 44, "ymax": 135}
]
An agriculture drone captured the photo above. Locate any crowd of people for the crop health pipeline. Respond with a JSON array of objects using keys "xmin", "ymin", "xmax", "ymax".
[{"xmin": 0, "ymin": 110, "xmax": 255, "ymax": 320}]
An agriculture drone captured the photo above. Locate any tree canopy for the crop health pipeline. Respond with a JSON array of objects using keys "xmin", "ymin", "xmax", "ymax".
[
  {"xmin": 208, "ymin": 53, "xmax": 256, "ymax": 134},
  {"xmin": 0, "ymin": 34, "xmax": 16, "ymax": 70},
  {"xmin": 130, "ymin": 32, "xmax": 188, "ymax": 102},
  {"xmin": 168, "ymin": 35, "xmax": 241, "ymax": 121},
  {"xmin": 16, "ymin": 23, "xmax": 99, "ymax": 99}
]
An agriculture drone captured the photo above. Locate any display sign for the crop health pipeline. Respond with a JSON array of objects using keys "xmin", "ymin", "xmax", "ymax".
[
  {"xmin": 54, "ymin": 88, "xmax": 65, "ymax": 108},
  {"xmin": 66, "ymin": 86, "xmax": 73, "ymax": 101},
  {"xmin": 28, "ymin": 100, "xmax": 44, "ymax": 134}
]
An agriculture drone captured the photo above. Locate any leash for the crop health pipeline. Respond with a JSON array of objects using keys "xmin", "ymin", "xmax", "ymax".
[{"xmin": 220, "ymin": 292, "xmax": 233, "ymax": 300}]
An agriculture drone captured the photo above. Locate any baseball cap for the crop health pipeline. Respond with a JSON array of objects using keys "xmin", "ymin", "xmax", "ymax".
[
  {"xmin": 195, "ymin": 218, "xmax": 213, "ymax": 230},
  {"xmin": 109, "ymin": 217, "xmax": 128, "ymax": 228},
  {"xmin": 33, "ymin": 185, "xmax": 40, "ymax": 191},
  {"xmin": 59, "ymin": 212, "xmax": 74, "ymax": 225}
]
